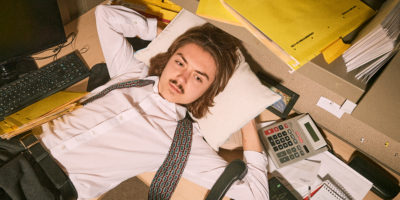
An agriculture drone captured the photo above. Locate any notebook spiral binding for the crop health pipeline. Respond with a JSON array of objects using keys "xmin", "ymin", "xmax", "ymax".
[{"xmin": 315, "ymin": 174, "xmax": 354, "ymax": 200}]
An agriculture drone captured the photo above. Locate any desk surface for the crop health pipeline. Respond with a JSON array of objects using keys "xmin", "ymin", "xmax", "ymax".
[{"xmin": 34, "ymin": 3, "xmax": 399, "ymax": 200}]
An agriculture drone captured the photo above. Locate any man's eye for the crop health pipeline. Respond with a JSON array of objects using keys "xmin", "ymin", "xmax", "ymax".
[
  {"xmin": 175, "ymin": 60, "xmax": 183, "ymax": 66},
  {"xmin": 194, "ymin": 75, "xmax": 202, "ymax": 83}
]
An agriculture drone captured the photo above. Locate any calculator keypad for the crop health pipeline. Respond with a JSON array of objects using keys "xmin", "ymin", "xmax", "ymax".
[{"xmin": 265, "ymin": 124, "xmax": 307, "ymax": 164}]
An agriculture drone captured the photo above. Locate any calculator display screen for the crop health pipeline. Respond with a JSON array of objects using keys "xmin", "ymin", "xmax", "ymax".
[{"xmin": 304, "ymin": 122, "xmax": 320, "ymax": 142}]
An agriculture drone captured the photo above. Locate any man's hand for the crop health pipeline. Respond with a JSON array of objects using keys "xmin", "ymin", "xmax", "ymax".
[{"xmin": 241, "ymin": 119, "xmax": 263, "ymax": 152}]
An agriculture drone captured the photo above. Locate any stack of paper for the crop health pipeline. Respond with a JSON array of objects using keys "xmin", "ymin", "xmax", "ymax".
[
  {"xmin": 196, "ymin": 0, "xmax": 375, "ymax": 71},
  {"xmin": 196, "ymin": 0, "xmax": 241, "ymax": 26},
  {"xmin": 268, "ymin": 151, "xmax": 372, "ymax": 200},
  {"xmin": 0, "ymin": 91, "xmax": 86, "ymax": 139},
  {"xmin": 118, "ymin": 0, "xmax": 182, "ymax": 24},
  {"xmin": 343, "ymin": 0, "xmax": 400, "ymax": 82}
]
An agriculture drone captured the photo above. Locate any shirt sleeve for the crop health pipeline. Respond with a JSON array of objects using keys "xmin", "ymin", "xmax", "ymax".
[
  {"xmin": 184, "ymin": 133, "xmax": 270, "ymax": 200},
  {"xmin": 95, "ymin": 5, "xmax": 157, "ymax": 78},
  {"xmin": 241, "ymin": 150, "xmax": 270, "ymax": 199}
]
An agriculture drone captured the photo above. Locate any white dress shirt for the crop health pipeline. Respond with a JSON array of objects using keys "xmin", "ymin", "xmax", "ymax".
[{"xmin": 39, "ymin": 5, "xmax": 269, "ymax": 200}]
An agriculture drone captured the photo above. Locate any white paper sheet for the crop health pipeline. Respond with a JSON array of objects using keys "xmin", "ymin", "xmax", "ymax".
[{"xmin": 268, "ymin": 151, "xmax": 372, "ymax": 199}]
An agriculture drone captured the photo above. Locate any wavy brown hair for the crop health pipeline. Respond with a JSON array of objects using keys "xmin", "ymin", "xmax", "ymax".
[{"xmin": 148, "ymin": 23, "xmax": 241, "ymax": 118}]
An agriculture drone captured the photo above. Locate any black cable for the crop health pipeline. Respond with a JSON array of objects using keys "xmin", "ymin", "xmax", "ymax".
[{"xmin": 31, "ymin": 32, "xmax": 77, "ymax": 61}]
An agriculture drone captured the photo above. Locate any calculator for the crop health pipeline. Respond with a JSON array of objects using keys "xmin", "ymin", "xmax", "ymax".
[{"xmin": 258, "ymin": 113, "xmax": 327, "ymax": 168}]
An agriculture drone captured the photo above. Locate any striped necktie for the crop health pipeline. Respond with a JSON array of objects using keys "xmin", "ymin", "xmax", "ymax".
[
  {"xmin": 148, "ymin": 113, "xmax": 193, "ymax": 200},
  {"xmin": 81, "ymin": 79, "xmax": 154, "ymax": 105}
]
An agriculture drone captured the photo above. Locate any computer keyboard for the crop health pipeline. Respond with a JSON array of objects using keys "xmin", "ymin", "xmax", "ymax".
[{"xmin": 0, "ymin": 50, "xmax": 90, "ymax": 121}]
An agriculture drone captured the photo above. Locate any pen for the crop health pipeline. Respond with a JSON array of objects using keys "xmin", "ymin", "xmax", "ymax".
[{"xmin": 308, "ymin": 186, "xmax": 312, "ymax": 200}]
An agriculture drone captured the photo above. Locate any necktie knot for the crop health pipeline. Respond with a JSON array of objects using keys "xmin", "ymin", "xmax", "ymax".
[{"xmin": 181, "ymin": 112, "xmax": 193, "ymax": 123}]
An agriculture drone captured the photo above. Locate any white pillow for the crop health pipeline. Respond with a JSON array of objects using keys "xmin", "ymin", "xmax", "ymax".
[{"xmin": 135, "ymin": 9, "xmax": 280, "ymax": 151}]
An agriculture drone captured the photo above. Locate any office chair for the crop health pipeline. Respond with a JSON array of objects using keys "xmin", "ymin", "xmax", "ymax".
[{"xmin": 205, "ymin": 159, "xmax": 248, "ymax": 200}]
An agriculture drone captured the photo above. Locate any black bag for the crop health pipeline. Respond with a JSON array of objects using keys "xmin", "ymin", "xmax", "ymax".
[{"xmin": 0, "ymin": 132, "xmax": 77, "ymax": 200}]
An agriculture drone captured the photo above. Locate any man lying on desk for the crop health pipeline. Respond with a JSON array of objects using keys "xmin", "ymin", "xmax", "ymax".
[{"xmin": 0, "ymin": 5, "xmax": 269, "ymax": 200}]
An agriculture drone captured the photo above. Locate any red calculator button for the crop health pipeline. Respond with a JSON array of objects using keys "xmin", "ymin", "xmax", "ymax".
[
  {"xmin": 264, "ymin": 128, "xmax": 274, "ymax": 135},
  {"xmin": 274, "ymin": 127, "xmax": 279, "ymax": 132},
  {"xmin": 295, "ymin": 131, "xmax": 304, "ymax": 143},
  {"xmin": 284, "ymin": 123, "xmax": 289, "ymax": 128}
]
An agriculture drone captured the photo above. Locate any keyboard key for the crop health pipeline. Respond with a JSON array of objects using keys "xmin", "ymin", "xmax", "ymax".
[
  {"xmin": 280, "ymin": 156, "xmax": 290, "ymax": 163},
  {"xmin": 303, "ymin": 145, "xmax": 310, "ymax": 153},
  {"xmin": 277, "ymin": 151, "xmax": 287, "ymax": 157}
]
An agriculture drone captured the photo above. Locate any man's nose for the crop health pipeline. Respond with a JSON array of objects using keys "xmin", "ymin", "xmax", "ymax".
[{"xmin": 177, "ymin": 69, "xmax": 191, "ymax": 84}]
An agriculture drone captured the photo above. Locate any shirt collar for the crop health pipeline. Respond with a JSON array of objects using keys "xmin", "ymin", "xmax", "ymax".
[{"xmin": 146, "ymin": 76, "xmax": 187, "ymax": 121}]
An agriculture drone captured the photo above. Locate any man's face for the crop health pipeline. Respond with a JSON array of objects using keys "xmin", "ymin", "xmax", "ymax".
[{"xmin": 158, "ymin": 43, "xmax": 217, "ymax": 104}]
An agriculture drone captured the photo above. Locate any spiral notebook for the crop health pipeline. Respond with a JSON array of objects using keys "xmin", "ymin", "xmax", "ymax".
[{"xmin": 310, "ymin": 176, "xmax": 353, "ymax": 200}]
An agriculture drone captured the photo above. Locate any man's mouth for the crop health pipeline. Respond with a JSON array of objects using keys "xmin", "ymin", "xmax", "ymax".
[{"xmin": 169, "ymin": 80, "xmax": 184, "ymax": 94}]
